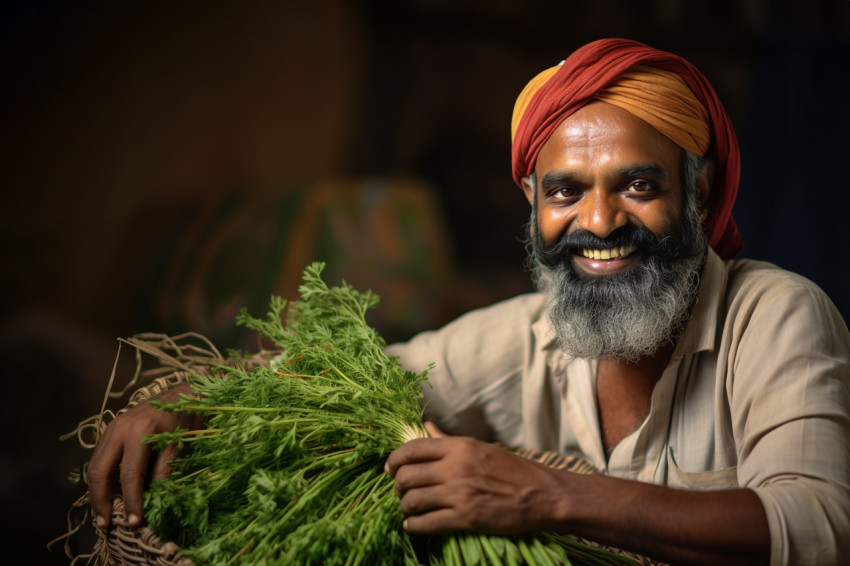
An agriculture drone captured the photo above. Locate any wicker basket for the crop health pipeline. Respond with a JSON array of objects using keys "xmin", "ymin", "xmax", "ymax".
[{"xmin": 95, "ymin": 497, "xmax": 193, "ymax": 566}]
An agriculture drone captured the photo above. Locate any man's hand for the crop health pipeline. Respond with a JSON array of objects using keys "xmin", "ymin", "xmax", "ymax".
[
  {"xmin": 387, "ymin": 423, "xmax": 770, "ymax": 565},
  {"xmin": 385, "ymin": 422, "xmax": 567, "ymax": 534},
  {"xmin": 87, "ymin": 382, "xmax": 203, "ymax": 530}
]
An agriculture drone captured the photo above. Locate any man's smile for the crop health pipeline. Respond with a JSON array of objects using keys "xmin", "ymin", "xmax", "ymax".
[
  {"xmin": 573, "ymin": 244, "xmax": 641, "ymax": 274},
  {"xmin": 578, "ymin": 244, "xmax": 638, "ymax": 261}
]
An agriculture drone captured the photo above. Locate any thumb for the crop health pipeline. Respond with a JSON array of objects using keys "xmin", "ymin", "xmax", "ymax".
[{"xmin": 424, "ymin": 421, "xmax": 447, "ymax": 438}]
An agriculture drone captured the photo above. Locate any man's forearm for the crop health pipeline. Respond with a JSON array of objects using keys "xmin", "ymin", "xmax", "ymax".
[{"xmin": 549, "ymin": 471, "xmax": 770, "ymax": 566}]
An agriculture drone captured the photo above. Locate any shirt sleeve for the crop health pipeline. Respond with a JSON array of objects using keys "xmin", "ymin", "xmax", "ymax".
[
  {"xmin": 385, "ymin": 294, "xmax": 545, "ymax": 447},
  {"xmin": 724, "ymin": 265, "xmax": 850, "ymax": 566}
]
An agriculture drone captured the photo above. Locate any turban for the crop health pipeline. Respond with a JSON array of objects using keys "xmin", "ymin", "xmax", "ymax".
[{"xmin": 511, "ymin": 38, "xmax": 743, "ymax": 259}]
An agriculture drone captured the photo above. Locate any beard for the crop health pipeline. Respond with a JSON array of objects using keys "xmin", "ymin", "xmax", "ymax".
[{"xmin": 528, "ymin": 197, "xmax": 707, "ymax": 362}]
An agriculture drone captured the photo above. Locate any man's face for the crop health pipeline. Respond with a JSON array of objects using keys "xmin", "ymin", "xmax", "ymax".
[
  {"xmin": 523, "ymin": 101, "xmax": 685, "ymax": 270},
  {"xmin": 522, "ymin": 101, "xmax": 708, "ymax": 361}
]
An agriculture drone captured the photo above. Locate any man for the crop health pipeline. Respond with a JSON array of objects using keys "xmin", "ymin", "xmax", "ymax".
[{"xmin": 89, "ymin": 39, "xmax": 850, "ymax": 564}]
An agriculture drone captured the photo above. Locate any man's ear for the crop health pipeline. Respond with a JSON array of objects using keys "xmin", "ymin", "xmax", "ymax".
[
  {"xmin": 521, "ymin": 176, "xmax": 535, "ymax": 206},
  {"xmin": 696, "ymin": 158, "xmax": 714, "ymax": 223}
]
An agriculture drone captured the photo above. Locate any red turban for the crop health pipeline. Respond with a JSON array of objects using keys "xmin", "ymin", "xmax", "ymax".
[{"xmin": 511, "ymin": 38, "xmax": 743, "ymax": 259}]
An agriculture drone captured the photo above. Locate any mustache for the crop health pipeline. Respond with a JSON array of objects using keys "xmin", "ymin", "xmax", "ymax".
[{"xmin": 534, "ymin": 224, "xmax": 669, "ymax": 269}]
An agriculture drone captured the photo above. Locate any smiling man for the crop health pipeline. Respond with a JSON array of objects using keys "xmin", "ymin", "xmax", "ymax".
[
  {"xmin": 383, "ymin": 39, "xmax": 850, "ymax": 565},
  {"xmin": 88, "ymin": 39, "xmax": 850, "ymax": 565}
]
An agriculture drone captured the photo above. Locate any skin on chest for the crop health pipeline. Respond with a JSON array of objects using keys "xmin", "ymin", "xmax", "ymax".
[{"xmin": 594, "ymin": 347, "xmax": 671, "ymax": 457}]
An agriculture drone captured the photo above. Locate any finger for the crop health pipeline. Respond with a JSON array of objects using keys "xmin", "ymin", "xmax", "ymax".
[
  {"xmin": 393, "ymin": 459, "xmax": 443, "ymax": 496},
  {"xmin": 424, "ymin": 421, "xmax": 447, "ymax": 438},
  {"xmin": 88, "ymin": 430, "xmax": 122, "ymax": 530},
  {"xmin": 119, "ymin": 438, "xmax": 151, "ymax": 528},
  {"xmin": 385, "ymin": 438, "xmax": 449, "ymax": 476},
  {"xmin": 402, "ymin": 507, "xmax": 462, "ymax": 534},
  {"xmin": 152, "ymin": 442, "xmax": 179, "ymax": 481},
  {"xmin": 399, "ymin": 483, "xmax": 453, "ymax": 518}
]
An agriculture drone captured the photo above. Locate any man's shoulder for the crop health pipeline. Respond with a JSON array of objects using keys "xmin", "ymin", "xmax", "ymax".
[
  {"xmin": 724, "ymin": 258, "xmax": 832, "ymax": 306},
  {"xmin": 389, "ymin": 292, "xmax": 547, "ymax": 351},
  {"xmin": 451, "ymin": 292, "xmax": 547, "ymax": 326},
  {"xmin": 720, "ymin": 257, "xmax": 846, "ymax": 330},
  {"xmin": 387, "ymin": 292, "xmax": 549, "ymax": 380},
  {"xmin": 426, "ymin": 292, "xmax": 549, "ymax": 347}
]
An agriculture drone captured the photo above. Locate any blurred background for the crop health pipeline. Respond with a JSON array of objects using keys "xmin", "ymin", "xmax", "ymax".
[{"xmin": 2, "ymin": 0, "xmax": 849, "ymax": 563}]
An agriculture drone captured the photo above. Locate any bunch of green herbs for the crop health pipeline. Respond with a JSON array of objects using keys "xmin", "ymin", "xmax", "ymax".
[{"xmin": 142, "ymin": 263, "xmax": 637, "ymax": 566}]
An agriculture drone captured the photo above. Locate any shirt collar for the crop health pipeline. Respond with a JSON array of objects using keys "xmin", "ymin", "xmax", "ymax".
[
  {"xmin": 530, "ymin": 246, "xmax": 728, "ymax": 360},
  {"xmin": 671, "ymin": 246, "xmax": 727, "ymax": 361},
  {"xmin": 532, "ymin": 303, "xmax": 559, "ymax": 352}
]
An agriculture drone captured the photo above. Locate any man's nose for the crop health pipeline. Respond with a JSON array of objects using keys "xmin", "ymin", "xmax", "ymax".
[{"xmin": 576, "ymin": 190, "xmax": 627, "ymax": 239}]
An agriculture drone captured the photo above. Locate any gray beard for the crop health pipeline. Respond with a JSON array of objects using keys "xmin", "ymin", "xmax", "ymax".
[{"xmin": 529, "ymin": 202, "xmax": 707, "ymax": 362}]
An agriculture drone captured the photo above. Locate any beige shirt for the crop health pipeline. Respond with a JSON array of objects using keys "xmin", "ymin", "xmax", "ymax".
[{"xmin": 386, "ymin": 248, "xmax": 850, "ymax": 565}]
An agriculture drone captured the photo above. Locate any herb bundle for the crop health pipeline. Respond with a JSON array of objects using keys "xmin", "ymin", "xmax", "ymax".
[{"xmin": 142, "ymin": 263, "xmax": 637, "ymax": 565}]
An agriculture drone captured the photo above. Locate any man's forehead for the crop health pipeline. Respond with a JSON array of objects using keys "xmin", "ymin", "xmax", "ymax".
[
  {"xmin": 535, "ymin": 102, "xmax": 683, "ymax": 176},
  {"xmin": 555, "ymin": 102, "xmax": 674, "ymax": 145}
]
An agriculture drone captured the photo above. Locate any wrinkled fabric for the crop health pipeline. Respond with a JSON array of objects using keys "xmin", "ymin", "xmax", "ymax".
[
  {"xmin": 510, "ymin": 38, "xmax": 743, "ymax": 259},
  {"xmin": 387, "ymin": 249, "xmax": 850, "ymax": 565},
  {"xmin": 512, "ymin": 64, "xmax": 710, "ymax": 157},
  {"xmin": 594, "ymin": 65, "xmax": 710, "ymax": 156}
]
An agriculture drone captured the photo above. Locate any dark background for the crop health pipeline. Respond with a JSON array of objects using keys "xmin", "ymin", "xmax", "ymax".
[{"xmin": 2, "ymin": 1, "xmax": 849, "ymax": 563}]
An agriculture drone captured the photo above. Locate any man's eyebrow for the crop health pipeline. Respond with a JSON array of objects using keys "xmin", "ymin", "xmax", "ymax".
[
  {"xmin": 619, "ymin": 163, "xmax": 666, "ymax": 178},
  {"xmin": 538, "ymin": 163, "xmax": 669, "ymax": 189},
  {"xmin": 539, "ymin": 171, "xmax": 587, "ymax": 188}
]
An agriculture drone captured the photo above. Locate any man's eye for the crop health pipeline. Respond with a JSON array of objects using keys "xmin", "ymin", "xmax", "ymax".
[
  {"xmin": 553, "ymin": 187, "xmax": 579, "ymax": 199},
  {"xmin": 627, "ymin": 181, "xmax": 653, "ymax": 193}
]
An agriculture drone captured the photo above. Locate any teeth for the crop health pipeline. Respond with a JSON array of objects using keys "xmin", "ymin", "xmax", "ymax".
[{"xmin": 580, "ymin": 245, "xmax": 637, "ymax": 260}]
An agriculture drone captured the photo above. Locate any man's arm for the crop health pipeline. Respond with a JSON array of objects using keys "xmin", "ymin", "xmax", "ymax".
[
  {"xmin": 386, "ymin": 424, "xmax": 770, "ymax": 566},
  {"xmin": 87, "ymin": 381, "xmax": 202, "ymax": 529}
]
